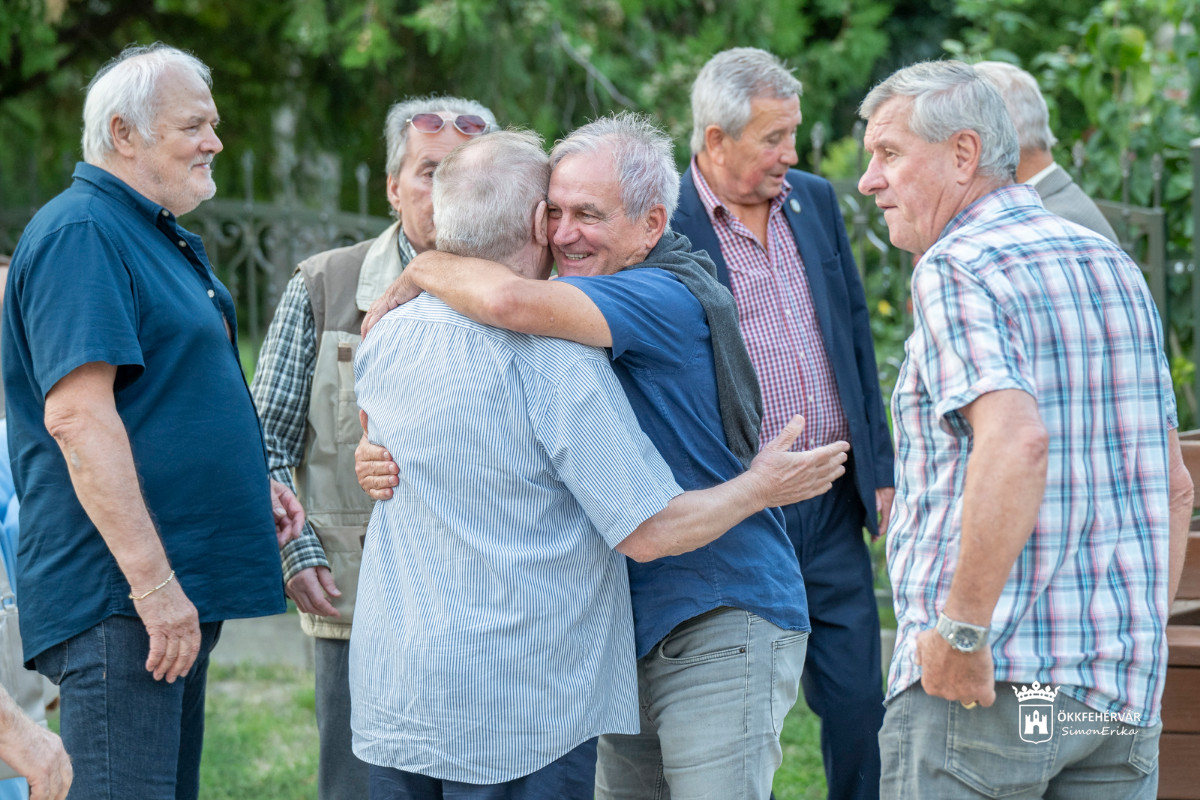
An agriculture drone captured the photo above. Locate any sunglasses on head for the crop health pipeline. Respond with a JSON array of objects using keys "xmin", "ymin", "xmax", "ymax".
[{"xmin": 407, "ymin": 113, "xmax": 489, "ymax": 136}]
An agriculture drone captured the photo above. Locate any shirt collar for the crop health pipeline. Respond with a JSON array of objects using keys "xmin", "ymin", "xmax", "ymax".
[
  {"xmin": 1026, "ymin": 162, "xmax": 1058, "ymax": 188},
  {"xmin": 72, "ymin": 162, "xmax": 182, "ymax": 225},
  {"xmin": 938, "ymin": 183, "xmax": 1045, "ymax": 242},
  {"xmin": 689, "ymin": 158, "xmax": 791, "ymax": 226}
]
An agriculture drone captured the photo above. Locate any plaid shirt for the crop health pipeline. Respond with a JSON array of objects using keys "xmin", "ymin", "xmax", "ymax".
[
  {"xmin": 888, "ymin": 184, "xmax": 1177, "ymax": 724},
  {"xmin": 251, "ymin": 230, "xmax": 416, "ymax": 583},
  {"xmin": 689, "ymin": 161, "xmax": 848, "ymax": 450}
]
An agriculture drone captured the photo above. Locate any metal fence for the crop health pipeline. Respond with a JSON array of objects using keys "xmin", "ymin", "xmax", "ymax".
[{"xmin": 3, "ymin": 138, "xmax": 1199, "ymax": 416}]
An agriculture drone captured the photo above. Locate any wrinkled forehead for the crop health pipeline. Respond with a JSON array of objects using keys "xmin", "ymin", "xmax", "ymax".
[
  {"xmin": 547, "ymin": 152, "xmax": 624, "ymax": 211},
  {"xmin": 863, "ymin": 96, "xmax": 915, "ymax": 149}
]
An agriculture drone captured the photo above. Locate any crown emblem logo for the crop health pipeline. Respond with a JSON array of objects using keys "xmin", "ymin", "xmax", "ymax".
[{"xmin": 1012, "ymin": 681, "xmax": 1059, "ymax": 703}]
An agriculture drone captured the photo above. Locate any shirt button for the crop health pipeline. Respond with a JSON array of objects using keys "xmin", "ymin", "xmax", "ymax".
[
  {"xmin": 207, "ymin": 289, "xmax": 215, "ymax": 298},
  {"xmin": 178, "ymin": 240, "xmax": 188, "ymax": 248},
  {"xmin": 161, "ymin": 209, "xmax": 170, "ymax": 217}
]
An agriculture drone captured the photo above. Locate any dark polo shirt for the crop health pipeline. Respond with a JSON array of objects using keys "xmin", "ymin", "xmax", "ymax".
[{"xmin": 3, "ymin": 162, "xmax": 285, "ymax": 662}]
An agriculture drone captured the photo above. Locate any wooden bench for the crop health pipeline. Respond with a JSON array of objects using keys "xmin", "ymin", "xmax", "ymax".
[{"xmin": 1159, "ymin": 431, "xmax": 1200, "ymax": 799}]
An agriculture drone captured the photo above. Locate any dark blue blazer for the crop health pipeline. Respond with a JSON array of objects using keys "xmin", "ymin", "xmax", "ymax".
[{"xmin": 672, "ymin": 167, "xmax": 895, "ymax": 536}]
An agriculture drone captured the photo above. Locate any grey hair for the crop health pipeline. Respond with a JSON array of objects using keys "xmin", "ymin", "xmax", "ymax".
[
  {"xmin": 549, "ymin": 111, "xmax": 679, "ymax": 221},
  {"xmin": 689, "ymin": 47, "xmax": 803, "ymax": 155},
  {"xmin": 973, "ymin": 61, "xmax": 1057, "ymax": 152},
  {"xmin": 383, "ymin": 95, "xmax": 498, "ymax": 178},
  {"xmin": 432, "ymin": 130, "xmax": 549, "ymax": 263},
  {"xmin": 82, "ymin": 43, "xmax": 211, "ymax": 164},
  {"xmin": 859, "ymin": 60, "xmax": 1019, "ymax": 181}
]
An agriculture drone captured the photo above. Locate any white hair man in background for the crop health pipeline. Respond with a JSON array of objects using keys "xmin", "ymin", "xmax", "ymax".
[{"xmin": 974, "ymin": 60, "xmax": 1118, "ymax": 242}]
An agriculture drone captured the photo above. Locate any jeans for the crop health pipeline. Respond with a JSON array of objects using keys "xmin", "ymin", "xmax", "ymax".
[
  {"xmin": 595, "ymin": 607, "xmax": 808, "ymax": 800},
  {"xmin": 781, "ymin": 463, "xmax": 884, "ymax": 800},
  {"xmin": 315, "ymin": 636, "xmax": 370, "ymax": 800},
  {"xmin": 33, "ymin": 614, "xmax": 222, "ymax": 800},
  {"xmin": 880, "ymin": 683, "xmax": 1160, "ymax": 799},
  {"xmin": 368, "ymin": 738, "xmax": 597, "ymax": 799}
]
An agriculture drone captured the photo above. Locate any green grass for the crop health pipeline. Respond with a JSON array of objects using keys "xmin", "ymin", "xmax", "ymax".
[
  {"xmin": 194, "ymin": 662, "xmax": 830, "ymax": 798},
  {"xmin": 199, "ymin": 663, "xmax": 320, "ymax": 799}
]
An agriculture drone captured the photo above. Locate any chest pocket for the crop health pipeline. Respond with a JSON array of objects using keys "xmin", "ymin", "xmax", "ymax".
[{"xmin": 335, "ymin": 340, "xmax": 362, "ymax": 444}]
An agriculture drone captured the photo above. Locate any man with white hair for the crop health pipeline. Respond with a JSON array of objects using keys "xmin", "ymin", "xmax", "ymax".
[
  {"xmin": 351, "ymin": 129, "xmax": 846, "ymax": 797},
  {"xmin": 859, "ymin": 59, "xmax": 1191, "ymax": 797},
  {"xmin": 358, "ymin": 113, "xmax": 847, "ymax": 798},
  {"xmin": 974, "ymin": 60, "xmax": 1118, "ymax": 242},
  {"xmin": 2, "ymin": 43, "xmax": 302, "ymax": 799},
  {"xmin": 251, "ymin": 94, "xmax": 497, "ymax": 800}
]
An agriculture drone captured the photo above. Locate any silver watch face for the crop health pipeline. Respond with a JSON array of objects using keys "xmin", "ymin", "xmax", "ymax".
[
  {"xmin": 949, "ymin": 627, "xmax": 982, "ymax": 651},
  {"xmin": 938, "ymin": 615, "xmax": 986, "ymax": 652}
]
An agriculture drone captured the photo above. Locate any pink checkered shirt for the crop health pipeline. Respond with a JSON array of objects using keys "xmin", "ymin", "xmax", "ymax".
[{"xmin": 690, "ymin": 160, "xmax": 848, "ymax": 451}]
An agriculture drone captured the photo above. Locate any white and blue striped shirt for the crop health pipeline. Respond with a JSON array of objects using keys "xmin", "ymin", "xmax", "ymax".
[{"xmin": 350, "ymin": 293, "xmax": 682, "ymax": 783}]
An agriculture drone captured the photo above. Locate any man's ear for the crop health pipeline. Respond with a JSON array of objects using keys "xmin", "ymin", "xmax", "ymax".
[
  {"xmin": 534, "ymin": 200, "xmax": 549, "ymax": 247},
  {"xmin": 703, "ymin": 125, "xmax": 728, "ymax": 166},
  {"xmin": 386, "ymin": 173, "xmax": 403, "ymax": 216},
  {"xmin": 110, "ymin": 115, "xmax": 138, "ymax": 157},
  {"xmin": 952, "ymin": 129, "xmax": 983, "ymax": 184},
  {"xmin": 643, "ymin": 204, "xmax": 667, "ymax": 251}
]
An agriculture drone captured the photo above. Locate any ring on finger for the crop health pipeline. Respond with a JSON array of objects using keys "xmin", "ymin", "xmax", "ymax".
[{"xmin": 961, "ymin": 700, "xmax": 978, "ymax": 709}]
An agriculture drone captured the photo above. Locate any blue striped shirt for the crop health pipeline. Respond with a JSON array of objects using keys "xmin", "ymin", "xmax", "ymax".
[
  {"xmin": 349, "ymin": 293, "xmax": 682, "ymax": 783},
  {"xmin": 888, "ymin": 184, "xmax": 1176, "ymax": 725}
]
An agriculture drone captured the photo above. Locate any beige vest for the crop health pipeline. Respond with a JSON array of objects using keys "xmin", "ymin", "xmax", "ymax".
[{"xmin": 295, "ymin": 221, "xmax": 408, "ymax": 638}]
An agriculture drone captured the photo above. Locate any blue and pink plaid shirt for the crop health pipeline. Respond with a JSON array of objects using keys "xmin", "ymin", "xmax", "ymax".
[
  {"xmin": 689, "ymin": 160, "xmax": 849, "ymax": 451},
  {"xmin": 888, "ymin": 184, "xmax": 1177, "ymax": 725}
]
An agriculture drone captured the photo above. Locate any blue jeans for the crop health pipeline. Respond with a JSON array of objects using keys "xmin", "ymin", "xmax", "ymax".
[
  {"xmin": 315, "ymin": 636, "xmax": 370, "ymax": 800},
  {"xmin": 880, "ymin": 683, "xmax": 1160, "ymax": 799},
  {"xmin": 368, "ymin": 738, "xmax": 597, "ymax": 799},
  {"xmin": 33, "ymin": 614, "xmax": 222, "ymax": 800},
  {"xmin": 595, "ymin": 607, "xmax": 808, "ymax": 800}
]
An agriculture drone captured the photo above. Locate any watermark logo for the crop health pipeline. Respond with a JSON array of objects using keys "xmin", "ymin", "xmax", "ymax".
[{"xmin": 1013, "ymin": 681, "xmax": 1059, "ymax": 743}]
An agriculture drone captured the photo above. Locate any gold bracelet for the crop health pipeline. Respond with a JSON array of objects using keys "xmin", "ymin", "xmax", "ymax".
[{"xmin": 129, "ymin": 570, "xmax": 176, "ymax": 601}]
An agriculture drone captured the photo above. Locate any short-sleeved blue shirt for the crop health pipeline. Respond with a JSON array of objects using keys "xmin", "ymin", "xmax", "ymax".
[
  {"xmin": 3, "ymin": 163, "xmax": 285, "ymax": 662},
  {"xmin": 559, "ymin": 268, "xmax": 809, "ymax": 656}
]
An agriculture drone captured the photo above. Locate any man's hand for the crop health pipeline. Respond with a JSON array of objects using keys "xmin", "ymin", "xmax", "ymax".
[
  {"xmin": 875, "ymin": 486, "xmax": 895, "ymax": 539},
  {"xmin": 746, "ymin": 415, "xmax": 849, "ymax": 508},
  {"xmin": 270, "ymin": 479, "xmax": 306, "ymax": 548},
  {"xmin": 914, "ymin": 627, "xmax": 996, "ymax": 707},
  {"xmin": 356, "ymin": 410, "xmax": 398, "ymax": 500},
  {"xmin": 361, "ymin": 272, "xmax": 420, "ymax": 336},
  {"xmin": 286, "ymin": 566, "xmax": 342, "ymax": 617},
  {"xmin": 134, "ymin": 578, "xmax": 201, "ymax": 683},
  {"xmin": 0, "ymin": 714, "xmax": 72, "ymax": 800}
]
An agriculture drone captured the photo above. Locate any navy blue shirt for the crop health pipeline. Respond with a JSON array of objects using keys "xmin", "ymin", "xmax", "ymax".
[
  {"xmin": 3, "ymin": 163, "xmax": 285, "ymax": 661},
  {"xmin": 560, "ymin": 268, "xmax": 809, "ymax": 657}
]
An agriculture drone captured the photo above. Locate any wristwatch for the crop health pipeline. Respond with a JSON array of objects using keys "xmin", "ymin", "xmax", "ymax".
[{"xmin": 935, "ymin": 612, "xmax": 989, "ymax": 653}]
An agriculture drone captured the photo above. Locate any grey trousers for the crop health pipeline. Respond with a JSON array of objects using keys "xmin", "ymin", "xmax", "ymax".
[{"xmin": 315, "ymin": 636, "xmax": 370, "ymax": 800}]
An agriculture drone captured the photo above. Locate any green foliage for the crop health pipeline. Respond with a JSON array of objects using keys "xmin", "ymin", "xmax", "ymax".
[
  {"xmin": 0, "ymin": 0, "xmax": 912, "ymax": 212},
  {"xmin": 941, "ymin": 0, "xmax": 1199, "ymax": 425}
]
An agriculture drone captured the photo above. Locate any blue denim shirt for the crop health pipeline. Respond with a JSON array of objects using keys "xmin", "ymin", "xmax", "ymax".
[
  {"xmin": 3, "ymin": 163, "xmax": 285, "ymax": 662},
  {"xmin": 561, "ymin": 268, "xmax": 809, "ymax": 657}
]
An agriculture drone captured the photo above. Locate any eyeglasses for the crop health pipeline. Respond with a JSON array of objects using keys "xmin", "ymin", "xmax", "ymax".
[{"xmin": 406, "ymin": 113, "xmax": 489, "ymax": 137}]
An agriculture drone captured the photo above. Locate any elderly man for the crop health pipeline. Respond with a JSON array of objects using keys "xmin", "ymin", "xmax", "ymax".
[
  {"xmin": 974, "ymin": 60, "xmax": 1119, "ymax": 242},
  {"xmin": 670, "ymin": 47, "xmax": 894, "ymax": 800},
  {"xmin": 858, "ymin": 60, "xmax": 1192, "ymax": 798},
  {"xmin": 352, "ymin": 129, "xmax": 847, "ymax": 798},
  {"xmin": 359, "ymin": 113, "xmax": 842, "ymax": 798},
  {"xmin": 2, "ymin": 44, "xmax": 301, "ymax": 799},
  {"xmin": 251, "ymin": 94, "xmax": 496, "ymax": 800}
]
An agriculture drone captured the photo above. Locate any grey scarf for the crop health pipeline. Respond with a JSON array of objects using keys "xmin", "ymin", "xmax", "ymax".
[{"xmin": 626, "ymin": 229, "xmax": 764, "ymax": 468}]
